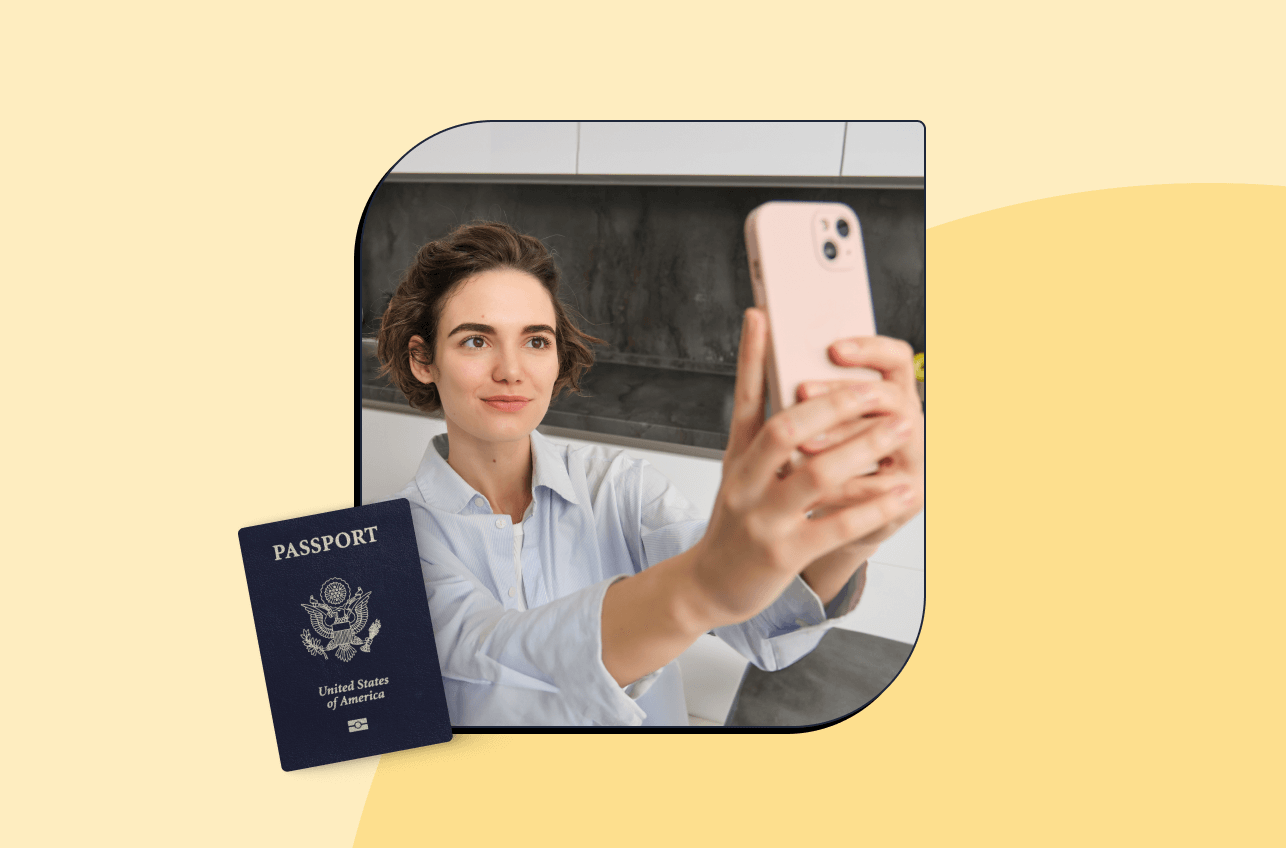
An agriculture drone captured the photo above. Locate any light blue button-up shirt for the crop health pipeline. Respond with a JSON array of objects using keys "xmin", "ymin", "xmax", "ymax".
[{"xmin": 395, "ymin": 430, "xmax": 860, "ymax": 726}]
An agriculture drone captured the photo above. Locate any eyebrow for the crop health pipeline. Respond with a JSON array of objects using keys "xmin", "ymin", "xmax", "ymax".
[{"xmin": 446, "ymin": 322, "xmax": 556, "ymax": 337}]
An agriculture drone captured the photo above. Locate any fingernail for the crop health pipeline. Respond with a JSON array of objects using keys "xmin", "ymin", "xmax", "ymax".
[
  {"xmin": 800, "ymin": 382, "xmax": 823, "ymax": 399},
  {"xmin": 805, "ymin": 431, "xmax": 829, "ymax": 447},
  {"xmin": 834, "ymin": 340, "xmax": 860, "ymax": 360},
  {"xmin": 893, "ymin": 485, "xmax": 915, "ymax": 503}
]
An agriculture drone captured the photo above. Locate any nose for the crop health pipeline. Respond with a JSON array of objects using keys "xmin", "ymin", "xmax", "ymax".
[{"xmin": 491, "ymin": 343, "xmax": 523, "ymax": 384}]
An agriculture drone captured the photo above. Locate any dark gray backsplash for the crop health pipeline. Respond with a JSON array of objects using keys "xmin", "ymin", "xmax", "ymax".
[{"xmin": 360, "ymin": 181, "xmax": 925, "ymax": 372}]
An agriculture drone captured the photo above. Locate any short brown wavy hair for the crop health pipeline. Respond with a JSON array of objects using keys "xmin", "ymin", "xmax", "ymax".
[{"xmin": 376, "ymin": 221, "xmax": 604, "ymax": 415}]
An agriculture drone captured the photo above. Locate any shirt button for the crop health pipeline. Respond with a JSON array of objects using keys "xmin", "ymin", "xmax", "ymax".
[
  {"xmin": 795, "ymin": 618, "xmax": 808, "ymax": 628},
  {"xmin": 495, "ymin": 518, "xmax": 505, "ymax": 528},
  {"xmin": 508, "ymin": 587, "xmax": 517, "ymax": 598}
]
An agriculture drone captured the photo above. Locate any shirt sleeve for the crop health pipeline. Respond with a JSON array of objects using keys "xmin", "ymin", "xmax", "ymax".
[
  {"xmin": 412, "ymin": 510, "xmax": 651, "ymax": 727},
  {"xmin": 633, "ymin": 460, "xmax": 863, "ymax": 673}
]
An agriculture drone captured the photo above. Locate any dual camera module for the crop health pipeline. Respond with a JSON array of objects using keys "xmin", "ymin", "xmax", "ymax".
[
  {"xmin": 807, "ymin": 206, "xmax": 861, "ymax": 272},
  {"xmin": 822, "ymin": 217, "xmax": 851, "ymax": 260}
]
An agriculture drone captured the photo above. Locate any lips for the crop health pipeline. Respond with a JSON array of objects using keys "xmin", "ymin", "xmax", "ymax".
[{"xmin": 482, "ymin": 395, "xmax": 532, "ymax": 412}]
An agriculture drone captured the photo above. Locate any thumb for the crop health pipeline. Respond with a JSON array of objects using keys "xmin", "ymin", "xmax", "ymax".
[{"xmin": 725, "ymin": 308, "xmax": 768, "ymax": 458}]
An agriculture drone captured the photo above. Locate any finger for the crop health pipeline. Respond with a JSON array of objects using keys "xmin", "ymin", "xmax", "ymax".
[
  {"xmin": 849, "ymin": 485, "xmax": 923, "ymax": 546},
  {"xmin": 799, "ymin": 484, "xmax": 919, "ymax": 559},
  {"xmin": 830, "ymin": 410, "xmax": 922, "ymax": 477},
  {"xmin": 796, "ymin": 379, "xmax": 889, "ymax": 403},
  {"xmin": 806, "ymin": 470, "xmax": 919, "ymax": 515},
  {"xmin": 725, "ymin": 308, "xmax": 768, "ymax": 459},
  {"xmin": 807, "ymin": 501, "xmax": 905, "ymax": 548},
  {"xmin": 741, "ymin": 383, "xmax": 884, "ymax": 498},
  {"xmin": 877, "ymin": 407, "xmax": 924, "ymax": 476},
  {"xmin": 900, "ymin": 423, "xmax": 925, "ymax": 476},
  {"xmin": 796, "ymin": 413, "xmax": 881, "ymax": 457},
  {"xmin": 795, "ymin": 380, "xmax": 908, "ymax": 455},
  {"xmin": 775, "ymin": 415, "xmax": 915, "ymax": 513},
  {"xmin": 828, "ymin": 336, "xmax": 916, "ymax": 387}
]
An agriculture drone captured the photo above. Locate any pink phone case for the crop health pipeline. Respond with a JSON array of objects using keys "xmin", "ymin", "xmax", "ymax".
[{"xmin": 744, "ymin": 201, "xmax": 879, "ymax": 416}]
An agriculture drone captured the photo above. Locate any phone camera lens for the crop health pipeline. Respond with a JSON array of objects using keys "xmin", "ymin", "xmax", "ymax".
[
  {"xmin": 836, "ymin": 219, "xmax": 850, "ymax": 238},
  {"xmin": 823, "ymin": 241, "xmax": 837, "ymax": 260}
]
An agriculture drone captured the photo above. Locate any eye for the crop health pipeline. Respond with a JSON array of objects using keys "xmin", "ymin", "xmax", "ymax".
[
  {"xmin": 461, "ymin": 335, "xmax": 487, "ymax": 350},
  {"xmin": 526, "ymin": 336, "xmax": 553, "ymax": 350}
]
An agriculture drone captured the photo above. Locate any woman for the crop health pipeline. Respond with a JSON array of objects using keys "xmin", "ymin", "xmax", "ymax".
[{"xmin": 377, "ymin": 221, "xmax": 923, "ymax": 726}]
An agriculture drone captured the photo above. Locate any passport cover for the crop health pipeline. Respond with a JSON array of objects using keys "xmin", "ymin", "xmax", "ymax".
[{"xmin": 239, "ymin": 499, "xmax": 452, "ymax": 770}]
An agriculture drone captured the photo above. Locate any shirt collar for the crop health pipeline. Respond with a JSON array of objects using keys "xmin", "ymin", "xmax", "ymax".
[
  {"xmin": 414, "ymin": 429, "xmax": 579, "ymax": 514},
  {"xmin": 530, "ymin": 429, "xmax": 579, "ymax": 506},
  {"xmin": 413, "ymin": 434, "xmax": 481, "ymax": 514}
]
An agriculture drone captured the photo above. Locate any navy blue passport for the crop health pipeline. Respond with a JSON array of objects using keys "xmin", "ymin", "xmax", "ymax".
[{"xmin": 239, "ymin": 499, "xmax": 452, "ymax": 770}]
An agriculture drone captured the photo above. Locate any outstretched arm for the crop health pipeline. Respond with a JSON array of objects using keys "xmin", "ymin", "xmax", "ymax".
[{"xmin": 600, "ymin": 309, "xmax": 917, "ymax": 686}]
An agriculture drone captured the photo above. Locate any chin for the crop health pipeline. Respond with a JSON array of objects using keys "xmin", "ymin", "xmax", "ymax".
[
  {"xmin": 485, "ymin": 418, "xmax": 539, "ymax": 442},
  {"xmin": 455, "ymin": 403, "xmax": 549, "ymax": 444}
]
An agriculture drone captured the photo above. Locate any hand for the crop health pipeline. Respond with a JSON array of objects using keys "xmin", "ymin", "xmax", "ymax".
[
  {"xmin": 684, "ymin": 310, "xmax": 918, "ymax": 630},
  {"xmin": 795, "ymin": 335, "xmax": 925, "ymax": 553}
]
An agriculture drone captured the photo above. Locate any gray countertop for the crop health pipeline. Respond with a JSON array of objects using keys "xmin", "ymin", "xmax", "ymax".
[{"xmin": 725, "ymin": 628, "xmax": 916, "ymax": 727}]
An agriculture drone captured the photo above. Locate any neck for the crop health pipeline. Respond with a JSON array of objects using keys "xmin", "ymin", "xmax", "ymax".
[{"xmin": 442, "ymin": 421, "xmax": 533, "ymax": 523}]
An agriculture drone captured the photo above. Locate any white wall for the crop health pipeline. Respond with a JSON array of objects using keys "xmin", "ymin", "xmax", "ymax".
[
  {"xmin": 388, "ymin": 121, "xmax": 924, "ymax": 179},
  {"xmin": 577, "ymin": 121, "xmax": 846, "ymax": 177},
  {"xmin": 391, "ymin": 122, "xmax": 578, "ymax": 174},
  {"xmin": 843, "ymin": 121, "xmax": 925, "ymax": 178}
]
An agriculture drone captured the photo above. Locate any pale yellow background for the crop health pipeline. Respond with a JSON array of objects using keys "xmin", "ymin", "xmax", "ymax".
[{"xmin": 5, "ymin": 3, "xmax": 1283, "ymax": 847}]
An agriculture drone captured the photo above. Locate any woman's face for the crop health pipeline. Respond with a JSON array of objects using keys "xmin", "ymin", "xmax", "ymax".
[{"xmin": 417, "ymin": 268, "xmax": 560, "ymax": 447}]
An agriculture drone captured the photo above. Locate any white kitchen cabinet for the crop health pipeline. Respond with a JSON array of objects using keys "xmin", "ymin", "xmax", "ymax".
[
  {"xmin": 841, "ymin": 121, "xmax": 925, "ymax": 178},
  {"xmin": 675, "ymin": 635, "xmax": 749, "ymax": 724},
  {"xmin": 361, "ymin": 406, "xmax": 442, "ymax": 504},
  {"xmin": 391, "ymin": 121, "xmax": 578, "ymax": 174},
  {"xmin": 578, "ymin": 121, "xmax": 847, "ymax": 177}
]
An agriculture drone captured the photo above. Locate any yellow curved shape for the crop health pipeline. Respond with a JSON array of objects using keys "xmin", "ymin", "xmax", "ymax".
[{"xmin": 355, "ymin": 184, "xmax": 1286, "ymax": 847}]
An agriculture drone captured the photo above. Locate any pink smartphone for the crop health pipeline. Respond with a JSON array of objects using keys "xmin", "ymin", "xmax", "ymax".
[{"xmin": 744, "ymin": 201, "xmax": 880, "ymax": 417}]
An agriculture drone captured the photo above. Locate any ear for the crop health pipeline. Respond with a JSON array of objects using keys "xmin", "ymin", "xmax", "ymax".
[{"xmin": 407, "ymin": 335, "xmax": 436, "ymax": 384}]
